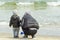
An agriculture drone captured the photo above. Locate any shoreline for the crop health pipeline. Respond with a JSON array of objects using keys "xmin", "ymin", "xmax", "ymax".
[{"xmin": 0, "ymin": 33, "xmax": 60, "ymax": 40}]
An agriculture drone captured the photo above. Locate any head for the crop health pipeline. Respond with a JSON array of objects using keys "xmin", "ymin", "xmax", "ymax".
[
  {"xmin": 13, "ymin": 10, "xmax": 18, "ymax": 15},
  {"xmin": 25, "ymin": 12, "xmax": 29, "ymax": 15},
  {"xmin": 23, "ymin": 12, "xmax": 32, "ymax": 17},
  {"xmin": 25, "ymin": 11, "xmax": 30, "ymax": 15}
]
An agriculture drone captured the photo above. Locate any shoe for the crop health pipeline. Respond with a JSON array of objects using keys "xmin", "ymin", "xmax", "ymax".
[
  {"xmin": 14, "ymin": 36, "xmax": 19, "ymax": 38},
  {"xmin": 23, "ymin": 36, "xmax": 28, "ymax": 38},
  {"xmin": 32, "ymin": 35, "xmax": 35, "ymax": 38}
]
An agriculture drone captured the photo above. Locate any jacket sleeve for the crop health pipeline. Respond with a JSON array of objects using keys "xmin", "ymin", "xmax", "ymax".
[
  {"xmin": 18, "ymin": 16, "xmax": 21, "ymax": 23},
  {"xmin": 17, "ymin": 16, "xmax": 21, "ymax": 27},
  {"xmin": 21, "ymin": 17, "xmax": 24, "ymax": 27},
  {"xmin": 9, "ymin": 16, "xmax": 13, "ymax": 27}
]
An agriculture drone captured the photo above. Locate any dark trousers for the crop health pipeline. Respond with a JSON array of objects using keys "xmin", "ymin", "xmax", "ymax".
[
  {"xmin": 22, "ymin": 27, "xmax": 37, "ymax": 37},
  {"xmin": 22, "ymin": 28, "xmax": 28, "ymax": 35},
  {"xmin": 13, "ymin": 28, "xmax": 20, "ymax": 37}
]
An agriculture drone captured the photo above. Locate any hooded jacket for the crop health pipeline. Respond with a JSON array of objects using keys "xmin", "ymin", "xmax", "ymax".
[
  {"xmin": 9, "ymin": 14, "xmax": 20, "ymax": 28},
  {"xmin": 21, "ymin": 13, "xmax": 39, "ymax": 29}
]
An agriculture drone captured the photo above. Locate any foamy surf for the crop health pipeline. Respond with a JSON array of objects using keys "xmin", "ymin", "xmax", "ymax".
[
  {"xmin": 47, "ymin": 1, "xmax": 60, "ymax": 6},
  {"xmin": 0, "ymin": 1, "xmax": 5, "ymax": 6},
  {"xmin": 16, "ymin": 2, "xmax": 34, "ymax": 5},
  {"xmin": 0, "ymin": 22, "xmax": 9, "ymax": 25}
]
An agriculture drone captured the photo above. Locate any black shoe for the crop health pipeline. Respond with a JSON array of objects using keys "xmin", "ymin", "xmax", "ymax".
[
  {"xmin": 14, "ymin": 36, "xmax": 16, "ymax": 38},
  {"xmin": 32, "ymin": 35, "xmax": 34, "ymax": 38},
  {"xmin": 14, "ymin": 36, "xmax": 19, "ymax": 38},
  {"xmin": 23, "ymin": 36, "xmax": 28, "ymax": 38}
]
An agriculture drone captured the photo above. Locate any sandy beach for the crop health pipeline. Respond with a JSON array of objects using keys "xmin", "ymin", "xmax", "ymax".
[
  {"xmin": 0, "ymin": 0, "xmax": 60, "ymax": 40},
  {"xmin": 0, "ymin": 22, "xmax": 60, "ymax": 40},
  {"xmin": 0, "ymin": 33, "xmax": 60, "ymax": 40}
]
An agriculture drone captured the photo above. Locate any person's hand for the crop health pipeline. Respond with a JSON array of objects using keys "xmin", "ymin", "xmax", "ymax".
[
  {"xmin": 9, "ymin": 25, "xmax": 11, "ymax": 27},
  {"xmin": 10, "ymin": 26, "xmax": 11, "ymax": 27}
]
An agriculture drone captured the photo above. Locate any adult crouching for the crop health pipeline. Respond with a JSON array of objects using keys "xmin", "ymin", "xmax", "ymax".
[
  {"xmin": 9, "ymin": 11, "xmax": 20, "ymax": 38},
  {"xmin": 21, "ymin": 12, "xmax": 39, "ymax": 38}
]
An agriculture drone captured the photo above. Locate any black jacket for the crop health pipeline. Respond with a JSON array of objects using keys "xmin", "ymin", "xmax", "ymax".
[
  {"xmin": 21, "ymin": 13, "xmax": 39, "ymax": 29},
  {"xmin": 9, "ymin": 15, "xmax": 20, "ymax": 28}
]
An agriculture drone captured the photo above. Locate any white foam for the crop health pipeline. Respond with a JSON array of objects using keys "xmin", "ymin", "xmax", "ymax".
[
  {"xmin": 47, "ymin": 1, "xmax": 60, "ymax": 6},
  {"xmin": 0, "ymin": 22, "xmax": 9, "ymax": 25},
  {"xmin": 0, "ymin": 1, "xmax": 5, "ymax": 6},
  {"xmin": 16, "ymin": 2, "xmax": 33, "ymax": 5}
]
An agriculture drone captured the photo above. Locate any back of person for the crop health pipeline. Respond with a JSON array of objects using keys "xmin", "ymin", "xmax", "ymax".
[
  {"xmin": 22, "ymin": 13, "xmax": 39, "ymax": 29},
  {"xmin": 27, "ymin": 15, "xmax": 39, "ymax": 29},
  {"xmin": 21, "ymin": 13, "xmax": 39, "ymax": 38},
  {"xmin": 9, "ymin": 14, "xmax": 20, "ymax": 28},
  {"xmin": 9, "ymin": 11, "xmax": 20, "ymax": 38}
]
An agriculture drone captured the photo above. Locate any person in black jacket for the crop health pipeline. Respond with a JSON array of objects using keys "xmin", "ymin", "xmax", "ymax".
[
  {"xmin": 21, "ymin": 12, "xmax": 39, "ymax": 38},
  {"xmin": 9, "ymin": 11, "xmax": 20, "ymax": 38}
]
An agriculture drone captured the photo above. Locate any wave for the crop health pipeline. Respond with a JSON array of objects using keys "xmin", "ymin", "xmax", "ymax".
[
  {"xmin": 16, "ymin": 2, "xmax": 33, "ymax": 5},
  {"xmin": 0, "ymin": 1, "xmax": 5, "ymax": 6},
  {"xmin": 47, "ymin": 2, "xmax": 60, "ymax": 6},
  {"xmin": 0, "ymin": 21, "xmax": 9, "ymax": 25},
  {"xmin": 0, "ymin": 21, "xmax": 59, "ymax": 27}
]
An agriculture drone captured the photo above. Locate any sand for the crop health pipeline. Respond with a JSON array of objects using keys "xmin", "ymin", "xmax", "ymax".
[{"xmin": 0, "ymin": 33, "xmax": 60, "ymax": 40}]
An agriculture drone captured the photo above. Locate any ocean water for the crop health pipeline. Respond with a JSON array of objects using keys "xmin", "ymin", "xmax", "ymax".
[
  {"xmin": 0, "ymin": 22, "xmax": 60, "ymax": 36},
  {"xmin": 0, "ymin": 6, "xmax": 60, "ymax": 36},
  {"xmin": 0, "ymin": 0, "xmax": 59, "ymax": 2},
  {"xmin": 0, "ymin": 6, "xmax": 60, "ymax": 24}
]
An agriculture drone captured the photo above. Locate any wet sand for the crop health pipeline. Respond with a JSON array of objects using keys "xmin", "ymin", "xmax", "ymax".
[
  {"xmin": 0, "ymin": 33, "xmax": 60, "ymax": 40},
  {"xmin": 0, "ymin": 23, "xmax": 60, "ymax": 40}
]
